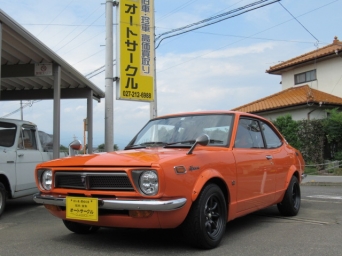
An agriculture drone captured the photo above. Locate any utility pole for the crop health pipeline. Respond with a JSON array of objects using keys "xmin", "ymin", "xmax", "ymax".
[
  {"xmin": 20, "ymin": 100, "xmax": 23, "ymax": 120},
  {"xmin": 104, "ymin": 0, "xmax": 114, "ymax": 152},
  {"xmin": 150, "ymin": 8, "xmax": 157, "ymax": 119}
]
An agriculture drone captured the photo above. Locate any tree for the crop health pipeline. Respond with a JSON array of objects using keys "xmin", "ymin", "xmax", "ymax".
[
  {"xmin": 272, "ymin": 114, "xmax": 300, "ymax": 149},
  {"xmin": 60, "ymin": 145, "xmax": 68, "ymax": 151},
  {"xmin": 97, "ymin": 143, "xmax": 119, "ymax": 151},
  {"xmin": 323, "ymin": 108, "xmax": 342, "ymax": 158}
]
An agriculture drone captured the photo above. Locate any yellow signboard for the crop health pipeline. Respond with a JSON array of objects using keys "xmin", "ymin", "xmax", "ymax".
[
  {"xmin": 66, "ymin": 196, "xmax": 98, "ymax": 222},
  {"xmin": 117, "ymin": 0, "xmax": 155, "ymax": 102}
]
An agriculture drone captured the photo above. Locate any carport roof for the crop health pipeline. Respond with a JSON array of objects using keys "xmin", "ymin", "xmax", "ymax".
[{"xmin": 0, "ymin": 9, "xmax": 105, "ymax": 101}]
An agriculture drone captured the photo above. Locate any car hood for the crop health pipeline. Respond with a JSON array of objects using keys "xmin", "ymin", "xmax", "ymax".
[{"xmin": 38, "ymin": 148, "xmax": 190, "ymax": 168}]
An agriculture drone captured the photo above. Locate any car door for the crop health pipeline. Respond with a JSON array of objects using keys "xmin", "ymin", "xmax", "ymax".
[
  {"xmin": 259, "ymin": 120, "xmax": 291, "ymax": 195},
  {"xmin": 233, "ymin": 118, "xmax": 275, "ymax": 213},
  {"xmin": 15, "ymin": 125, "xmax": 43, "ymax": 191}
]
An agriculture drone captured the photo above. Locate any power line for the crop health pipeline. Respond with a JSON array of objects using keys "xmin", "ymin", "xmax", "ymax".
[
  {"xmin": 156, "ymin": 0, "xmax": 199, "ymax": 21},
  {"xmin": 22, "ymin": 24, "xmax": 104, "ymax": 27},
  {"xmin": 72, "ymin": 48, "xmax": 105, "ymax": 65},
  {"xmin": 155, "ymin": 0, "xmax": 280, "ymax": 49},
  {"xmin": 51, "ymin": 4, "xmax": 103, "ymax": 50},
  {"xmin": 36, "ymin": 0, "xmax": 74, "ymax": 36},
  {"xmin": 1, "ymin": 100, "xmax": 41, "ymax": 118},
  {"xmin": 278, "ymin": 2, "xmax": 319, "ymax": 42},
  {"xmin": 157, "ymin": 0, "xmax": 338, "ymax": 73},
  {"xmin": 85, "ymin": 60, "xmax": 116, "ymax": 79},
  {"xmin": 55, "ymin": 12, "xmax": 105, "ymax": 53}
]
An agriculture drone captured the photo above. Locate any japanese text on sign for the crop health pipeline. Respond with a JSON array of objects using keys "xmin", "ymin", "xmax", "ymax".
[
  {"xmin": 66, "ymin": 197, "xmax": 98, "ymax": 222},
  {"xmin": 118, "ymin": 0, "xmax": 155, "ymax": 102}
]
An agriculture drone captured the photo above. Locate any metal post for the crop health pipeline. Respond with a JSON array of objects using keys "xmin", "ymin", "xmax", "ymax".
[
  {"xmin": 87, "ymin": 89, "xmax": 93, "ymax": 154},
  {"xmin": 150, "ymin": 2, "xmax": 157, "ymax": 119},
  {"xmin": 83, "ymin": 118, "xmax": 87, "ymax": 154},
  {"xmin": 20, "ymin": 100, "xmax": 23, "ymax": 120},
  {"xmin": 0, "ymin": 22, "xmax": 2, "ymax": 100},
  {"xmin": 53, "ymin": 64, "xmax": 61, "ymax": 159},
  {"xmin": 104, "ymin": 0, "xmax": 114, "ymax": 152}
]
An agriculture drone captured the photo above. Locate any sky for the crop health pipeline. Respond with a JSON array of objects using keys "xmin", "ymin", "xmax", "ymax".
[{"xmin": 0, "ymin": 0, "xmax": 341, "ymax": 150}]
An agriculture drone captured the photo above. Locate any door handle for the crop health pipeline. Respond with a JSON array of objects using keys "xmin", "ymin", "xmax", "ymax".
[
  {"xmin": 266, "ymin": 155, "xmax": 273, "ymax": 160},
  {"xmin": 18, "ymin": 153, "xmax": 24, "ymax": 157}
]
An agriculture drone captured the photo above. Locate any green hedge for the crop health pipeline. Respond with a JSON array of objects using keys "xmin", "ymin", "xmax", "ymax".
[{"xmin": 272, "ymin": 109, "xmax": 342, "ymax": 165}]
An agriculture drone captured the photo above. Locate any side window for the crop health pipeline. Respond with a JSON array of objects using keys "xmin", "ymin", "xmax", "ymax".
[
  {"xmin": 18, "ymin": 126, "xmax": 38, "ymax": 150},
  {"xmin": 235, "ymin": 118, "xmax": 264, "ymax": 149},
  {"xmin": 260, "ymin": 121, "xmax": 282, "ymax": 149}
]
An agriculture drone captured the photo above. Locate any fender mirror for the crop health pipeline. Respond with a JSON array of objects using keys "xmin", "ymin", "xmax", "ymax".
[{"xmin": 187, "ymin": 134, "xmax": 209, "ymax": 155}]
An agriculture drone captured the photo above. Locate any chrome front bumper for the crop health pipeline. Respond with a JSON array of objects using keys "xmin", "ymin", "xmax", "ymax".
[{"xmin": 33, "ymin": 193, "xmax": 187, "ymax": 211}]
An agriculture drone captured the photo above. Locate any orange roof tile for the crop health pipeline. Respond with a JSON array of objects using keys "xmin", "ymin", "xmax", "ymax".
[
  {"xmin": 232, "ymin": 85, "xmax": 342, "ymax": 113},
  {"xmin": 267, "ymin": 36, "xmax": 342, "ymax": 73}
]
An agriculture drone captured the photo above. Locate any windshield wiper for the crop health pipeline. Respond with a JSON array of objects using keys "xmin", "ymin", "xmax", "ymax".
[
  {"xmin": 209, "ymin": 139, "xmax": 224, "ymax": 144},
  {"xmin": 125, "ymin": 141, "xmax": 167, "ymax": 150},
  {"xmin": 164, "ymin": 139, "xmax": 224, "ymax": 148},
  {"xmin": 164, "ymin": 140, "xmax": 196, "ymax": 147}
]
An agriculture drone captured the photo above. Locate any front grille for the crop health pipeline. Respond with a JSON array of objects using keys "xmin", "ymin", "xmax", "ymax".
[{"xmin": 54, "ymin": 172, "xmax": 134, "ymax": 191}]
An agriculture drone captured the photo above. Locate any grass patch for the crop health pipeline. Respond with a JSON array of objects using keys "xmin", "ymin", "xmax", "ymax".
[
  {"xmin": 304, "ymin": 166, "xmax": 342, "ymax": 175},
  {"xmin": 304, "ymin": 166, "xmax": 319, "ymax": 175}
]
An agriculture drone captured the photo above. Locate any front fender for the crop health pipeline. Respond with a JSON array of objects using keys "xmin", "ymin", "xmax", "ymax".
[{"xmin": 191, "ymin": 168, "xmax": 226, "ymax": 202}]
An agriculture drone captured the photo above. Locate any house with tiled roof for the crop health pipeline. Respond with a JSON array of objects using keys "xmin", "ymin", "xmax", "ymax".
[{"xmin": 233, "ymin": 37, "xmax": 342, "ymax": 120}]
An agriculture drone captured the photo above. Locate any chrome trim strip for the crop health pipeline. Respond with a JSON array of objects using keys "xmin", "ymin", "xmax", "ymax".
[{"xmin": 33, "ymin": 193, "xmax": 187, "ymax": 211}]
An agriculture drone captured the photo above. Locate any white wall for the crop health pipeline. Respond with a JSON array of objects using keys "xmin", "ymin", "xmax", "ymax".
[
  {"xmin": 281, "ymin": 57, "xmax": 342, "ymax": 98},
  {"xmin": 258, "ymin": 106, "xmax": 328, "ymax": 121}
]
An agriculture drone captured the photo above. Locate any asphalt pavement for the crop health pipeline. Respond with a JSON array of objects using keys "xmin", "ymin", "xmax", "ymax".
[{"xmin": 302, "ymin": 174, "xmax": 342, "ymax": 186}]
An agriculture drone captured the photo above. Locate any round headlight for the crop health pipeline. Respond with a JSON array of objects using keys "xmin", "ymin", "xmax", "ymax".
[
  {"xmin": 41, "ymin": 170, "xmax": 52, "ymax": 190},
  {"xmin": 139, "ymin": 171, "xmax": 158, "ymax": 195}
]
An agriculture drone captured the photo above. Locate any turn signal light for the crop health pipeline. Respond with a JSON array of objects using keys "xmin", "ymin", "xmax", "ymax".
[
  {"xmin": 129, "ymin": 210, "xmax": 153, "ymax": 218},
  {"xmin": 174, "ymin": 166, "xmax": 187, "ymax": 174},
  {"xmin": 44, "ymin": 204, "xmax": 61, "ymax": 211}
]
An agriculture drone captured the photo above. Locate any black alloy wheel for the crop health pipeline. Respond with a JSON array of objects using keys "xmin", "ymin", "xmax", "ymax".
[
  {"xmin": 277, "ymin": 175, "xmax": 301, "ymax": 216},
  {"xmin": 181, "ymin": 183, "xmax": 227, "ymax": 249}
]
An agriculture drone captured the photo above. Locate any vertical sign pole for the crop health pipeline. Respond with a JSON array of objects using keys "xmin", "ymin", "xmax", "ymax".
[
  {"xmin": 150, "ymin": 1, "xmax": 157, "ymax": 119},
  {"xmin": 104, "ymin": 0, "xmax": 114, "ymax": 152}
]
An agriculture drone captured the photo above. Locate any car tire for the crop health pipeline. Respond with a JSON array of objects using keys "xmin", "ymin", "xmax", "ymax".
[
  {"xmin": 0, "ymin": 182, "xmax": 7, "ymax": 217},
  {"xmin": 63, "ymin": 219, "xmax": 100, "ymax": 234},
  {"xmin": 181, "ymin": 183, "xmax": 227, "ymax": 249},
  {"xmin": 277, "ymin": 175, "xmax": 301, "ymax": 216}
]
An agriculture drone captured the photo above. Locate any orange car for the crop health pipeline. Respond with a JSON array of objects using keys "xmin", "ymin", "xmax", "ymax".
[{"xmin": 33, "ymin": 111, "xmax": 305, "ymax": 249}]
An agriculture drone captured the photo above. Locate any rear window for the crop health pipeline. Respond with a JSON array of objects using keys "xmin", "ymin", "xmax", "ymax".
[{"xmin": 0, "ymin": 122, "xmax": 17, "ymax": 147}]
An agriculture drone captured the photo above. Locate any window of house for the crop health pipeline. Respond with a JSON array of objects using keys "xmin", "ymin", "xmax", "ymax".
[{"xmin": 294, "ymin": 70, "xmax": 316, "ymax": 85}]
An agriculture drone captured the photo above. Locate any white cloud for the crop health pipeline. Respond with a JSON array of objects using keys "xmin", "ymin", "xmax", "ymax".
[{"xmin": 1, "ymin": 0, "xmax": 341, "ymax": 150}]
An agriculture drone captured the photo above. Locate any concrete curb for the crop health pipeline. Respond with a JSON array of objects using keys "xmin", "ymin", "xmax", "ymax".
[
  {"xmin": 301, "ymin": 175, "xmax": 342, "ymax": 186},
  {"xmin": 301, "ymin": 182, "xmax": 342, "ymax": 186}
]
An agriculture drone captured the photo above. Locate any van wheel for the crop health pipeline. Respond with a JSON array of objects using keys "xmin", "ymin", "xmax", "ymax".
[
  {"xmin": 0, "ymin": 182, "xmax": 7, "ymax": 217},
  {"xmin": 277, "ymin": 176, "xmax": 301, "ymax": 216},
  {"xmin": 181, "ymin": 183, "xmax": 227, "ymax": 249},
  {"xmin": 63, "ymin": 219, "xmax": 100, "ymax": 234}
]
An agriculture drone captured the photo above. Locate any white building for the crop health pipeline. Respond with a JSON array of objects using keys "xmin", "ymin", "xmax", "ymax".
[{"xmin": 233, "ymin": 37, "xmax": 342, "ymax": 121}]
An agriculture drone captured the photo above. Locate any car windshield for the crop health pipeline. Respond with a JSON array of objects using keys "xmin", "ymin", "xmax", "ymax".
[
  {"xmin": 126, "ymin": 114, "xmax": 233, "ymax": 149},
  {"xmin": 0, "ymin": 121, "xmax": 17, "ymax": 147}
]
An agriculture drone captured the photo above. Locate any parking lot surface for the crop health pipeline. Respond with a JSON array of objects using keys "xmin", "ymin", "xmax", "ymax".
[{"xmin": 0, "ymin": 185, "xmax": 341, "ymax": 256}]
